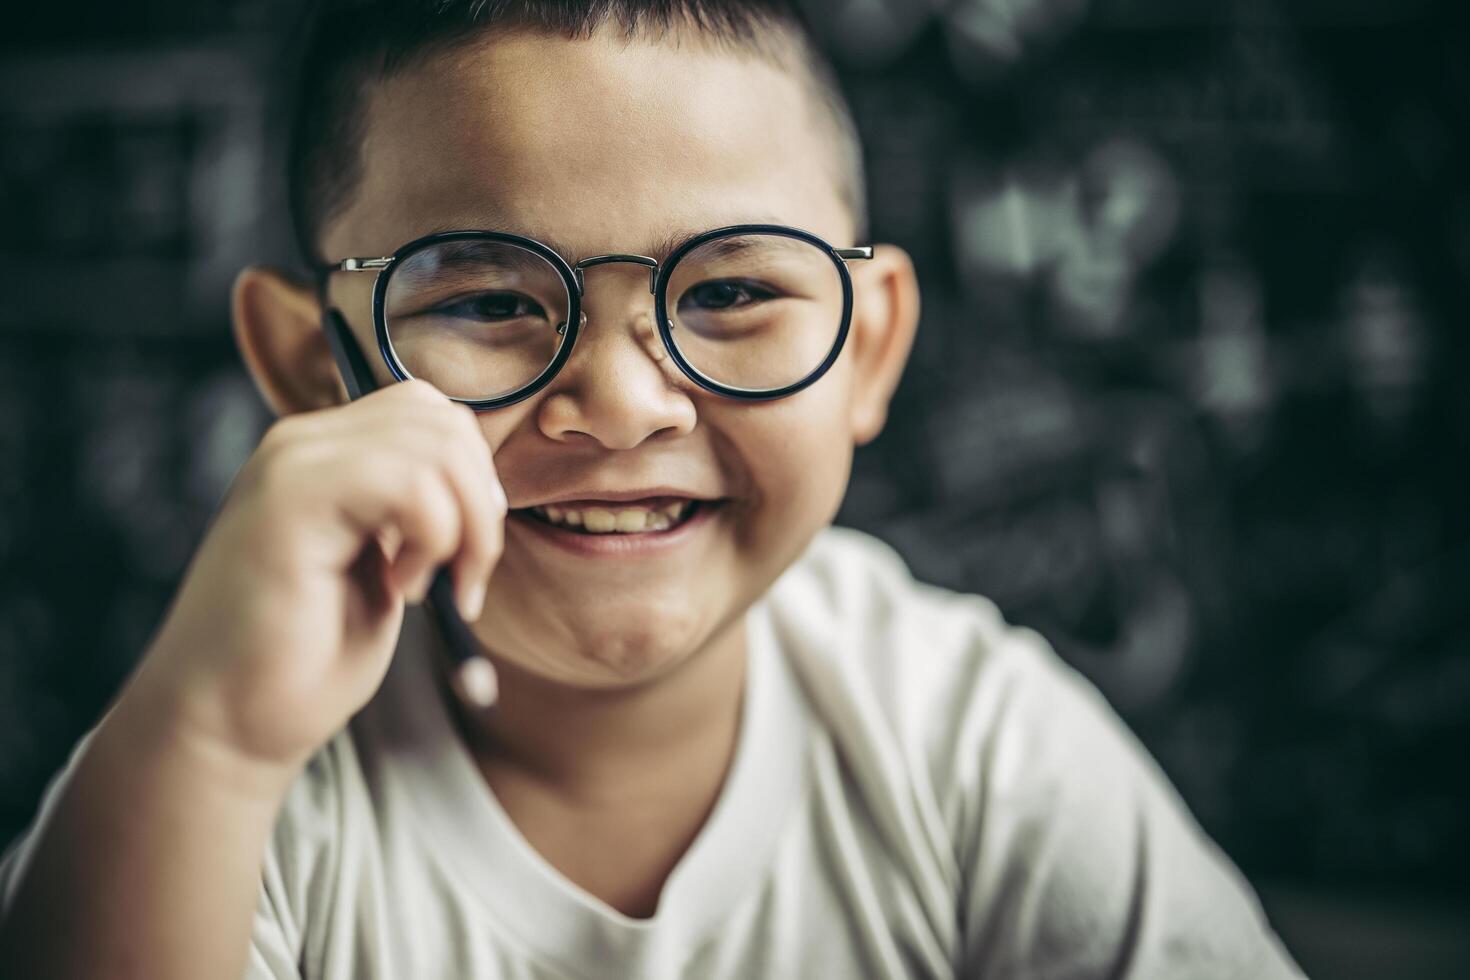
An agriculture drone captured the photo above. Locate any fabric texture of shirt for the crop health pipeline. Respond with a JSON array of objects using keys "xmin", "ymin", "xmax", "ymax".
[{"xmin": 1, "ymin": 527, "xmax": 1305, "ymax": 979}]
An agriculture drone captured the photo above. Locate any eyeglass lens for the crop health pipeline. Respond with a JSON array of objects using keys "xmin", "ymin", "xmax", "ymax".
[
  {"xmin": 382, "ymin": 233, "xmax": 845, "ymax": 401},
  {"xmin": 384, "ymin": 239, "xmax": 573, "ymax": 402},
  {"xmin": 665, "ymin": 233, "xmax": 844, "ymax": 391}
]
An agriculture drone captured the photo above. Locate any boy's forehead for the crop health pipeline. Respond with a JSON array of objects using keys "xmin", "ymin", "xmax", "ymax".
[{"xmin": 325, "ymin": 30, "xmax": 852, "ymax": 261}]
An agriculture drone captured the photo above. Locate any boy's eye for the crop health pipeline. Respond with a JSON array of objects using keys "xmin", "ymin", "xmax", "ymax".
[
  {"xmin": 432, "ymin": 291, "xmax": 548, "ymax": 323},
  {"xmin": 679, "ymin": 279, "xmax": 776, "ymax": 312}
]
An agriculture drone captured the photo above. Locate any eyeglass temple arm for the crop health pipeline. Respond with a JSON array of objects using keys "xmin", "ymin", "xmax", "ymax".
[
  {"xmin": 835, "ymin": 247, "xmax": 874, "ymax": 261},
  {"xmin": 335, "ymin": 257, "xmax": 393, "ymax": 272},
  {"xmin": 310, "ymin": 257, "xmax": 394, "ymax": 277},
  {"xmin": 320, "ymin": 309, "xmax": 497, "ymax": 707}
]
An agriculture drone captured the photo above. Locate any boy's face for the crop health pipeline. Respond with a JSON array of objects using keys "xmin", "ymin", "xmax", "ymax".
[{"xmin": 276, "ymin": 30, "xmax": 916, "ymax": 689}]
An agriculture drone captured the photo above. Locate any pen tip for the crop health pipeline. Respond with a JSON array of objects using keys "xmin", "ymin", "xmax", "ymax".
[{"xmin": 455, "ymin": 657, "xmax": 499, "ymax": 708}]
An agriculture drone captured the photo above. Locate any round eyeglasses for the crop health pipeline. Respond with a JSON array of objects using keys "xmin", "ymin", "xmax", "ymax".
[{"xmin": 319, "ymin": 224, "xmax": 874, "ymax": 409}]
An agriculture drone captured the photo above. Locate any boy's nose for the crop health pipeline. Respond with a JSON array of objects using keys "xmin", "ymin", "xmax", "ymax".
[{"xmin": 534, "ymin": 271, "xmax": 697, "ymax": 450}]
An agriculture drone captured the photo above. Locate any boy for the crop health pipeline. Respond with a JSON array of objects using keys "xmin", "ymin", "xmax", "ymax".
[{"xmin": 0, "ymin": 1, "xmax": 1305, "ymax": 977}]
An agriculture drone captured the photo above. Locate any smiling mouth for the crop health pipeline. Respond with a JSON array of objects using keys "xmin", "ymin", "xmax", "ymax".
[{"xmin": 516, "ymin": 497, "xmax": 711, "ymax": 535}]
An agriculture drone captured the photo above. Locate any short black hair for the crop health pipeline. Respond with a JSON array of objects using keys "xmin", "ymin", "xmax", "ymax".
[{"xmin": 285, "ymin": 0, "xmax": 865, "ymax": 268}]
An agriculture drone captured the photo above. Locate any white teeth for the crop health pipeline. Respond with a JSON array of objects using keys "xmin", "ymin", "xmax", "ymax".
[
  {"xmin": 583, "ymin": 508, "xmax": 617, "ymax": 533},
  {"xmin": 615, "ymin": 510, "xmax": 648, "ymax": 533},
  {"xmin": 531, "ymin": 499, "xmax": 697, "ymax": 534}
]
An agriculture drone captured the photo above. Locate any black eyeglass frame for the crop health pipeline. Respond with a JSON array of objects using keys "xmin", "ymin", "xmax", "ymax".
[{"xmin": 317, "ymin": 223, "xmax": 874, "ymax": 410}]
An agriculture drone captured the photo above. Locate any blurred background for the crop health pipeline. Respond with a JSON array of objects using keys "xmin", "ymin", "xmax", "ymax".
[{"xmin": 0, "ymin": 1, "xmax": 1466, "ymax": 976}]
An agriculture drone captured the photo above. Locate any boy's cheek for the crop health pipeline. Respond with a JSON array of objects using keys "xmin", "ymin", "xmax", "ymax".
[{"xmin": 736, "ymin": 450, "xmax": 852, "ymax": 560}]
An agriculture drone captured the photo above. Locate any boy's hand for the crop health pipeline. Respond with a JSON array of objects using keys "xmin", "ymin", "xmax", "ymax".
[{"xmin": 130, "ymin": 379, "xmax": 505, "ymax": 782}]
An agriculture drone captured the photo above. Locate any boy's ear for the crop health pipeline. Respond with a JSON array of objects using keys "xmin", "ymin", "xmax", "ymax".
[
  {"xmin": 231, "ymin": 266, "xmax": 348, "ymax": 417},
  {"xmin": 845, "ymin": 244, "xmax": 920, "ymax": 445}
]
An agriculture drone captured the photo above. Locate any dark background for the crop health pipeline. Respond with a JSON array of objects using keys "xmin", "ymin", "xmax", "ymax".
[{"xmin": 1, "ymin": 1, "xmax": 1467, "ymax": 976}]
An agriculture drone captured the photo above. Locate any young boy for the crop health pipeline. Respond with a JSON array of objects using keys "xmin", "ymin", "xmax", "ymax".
[{"xmin": 0, "ymin": 2, "xmax": 1305, "ymax": 977}]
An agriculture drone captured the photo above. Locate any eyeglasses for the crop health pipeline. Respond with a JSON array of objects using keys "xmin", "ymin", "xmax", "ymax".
[{"xmin": 319, "ymin": 224, "xmax": 874, "ymax": 409}]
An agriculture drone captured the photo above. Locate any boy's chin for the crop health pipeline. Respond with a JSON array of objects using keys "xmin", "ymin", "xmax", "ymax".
[
  {"xmin": 460, "ymin": 569, "xmax": 758, "ymax": 691},
  {"xmin": 482, "ymin": 611, "xmax": 729, "ymax": 691},
  {"xmin": 563, "ymin": 638, "xmax": 693, "ymax": 688}
]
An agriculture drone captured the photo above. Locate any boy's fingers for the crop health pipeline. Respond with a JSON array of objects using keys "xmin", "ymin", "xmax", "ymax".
[
  {"xmin": 390, "ymin": 541, "xmax": 439, "ymax": 602},
  {"xmin": 362, "ymin": 403, "xmax": 503, "ymax": 618},
  {"xmin": 424, "ymin": 405, "xmax": 504, "ymax": 620},
  {"xmin": 375, "ymin": 524, "xmax": 405, "ymax": 565},
  {"xmin": 323, "ymin": 381, "xmax": 502, "ymax": 616},
  {"xmin": 340, "ymin": 460, "xmax": 463, "ymax": 602},
  {"xmin": 347, "ymin": 532, "xmax": 397, "ymax": 617}
]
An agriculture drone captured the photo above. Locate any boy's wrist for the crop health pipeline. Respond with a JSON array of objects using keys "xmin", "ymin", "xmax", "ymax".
[{"xmin": 102, "ymin": 672, "xmax": 304, "ymax": 812}]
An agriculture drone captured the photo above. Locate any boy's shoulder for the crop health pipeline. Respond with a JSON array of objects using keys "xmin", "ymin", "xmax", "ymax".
[
  {"xmin": 767, "ymin": 524, "xmax": 1077, "ymax": 717},
  {"xmin": 771, "ymin": 529, "xmax": 1304, "ymax": 979},
  {"xmin": 764, "ymin": 525, "xmax": 1137, "ymax": 819}
]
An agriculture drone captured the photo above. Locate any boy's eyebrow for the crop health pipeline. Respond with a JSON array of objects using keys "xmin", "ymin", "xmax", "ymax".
[
  {"xmin": 416, "ymin": 215, "xmax": 792, "ymax": 265},
  {"xmin": 387, "ymin": 238, "xmax": 563, "ymax": 294}
]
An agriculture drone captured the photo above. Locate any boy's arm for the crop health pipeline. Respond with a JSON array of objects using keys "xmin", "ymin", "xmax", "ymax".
[
  {"xmin": 0, "ymin": 379, "xmax": 504, "ymax": 979},
  {"xmin": 0, "ymin": 695, "xmax": 295, "ymax": 980},
  {"xmin": 955, "ymin": 633, "xmax": 1305, "ymax": 979}
]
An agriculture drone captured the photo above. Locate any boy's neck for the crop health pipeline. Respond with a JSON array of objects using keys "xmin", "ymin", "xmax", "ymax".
[{"xmin": 442, "ymin": 619, "xmax": 749, "ymax": 802}]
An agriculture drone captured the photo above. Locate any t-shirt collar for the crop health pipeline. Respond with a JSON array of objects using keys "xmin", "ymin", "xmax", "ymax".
[{"xmin": 355, "ymin": 600, "xmax": 809, "ymax": 971}]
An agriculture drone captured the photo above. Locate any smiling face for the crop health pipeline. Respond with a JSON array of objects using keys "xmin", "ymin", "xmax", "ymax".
[{"xmin": 291, "ymin": 29, "xmax": 917, "ymax": 689}]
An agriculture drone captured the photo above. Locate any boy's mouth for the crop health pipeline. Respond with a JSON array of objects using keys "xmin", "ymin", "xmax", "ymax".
[{"xmin": 514, "ymin": 496, "xmax": 711, "ymax": 536}]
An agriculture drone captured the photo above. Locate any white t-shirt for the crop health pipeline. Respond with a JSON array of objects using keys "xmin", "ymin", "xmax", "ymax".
[{"xmin": 1, "ymin": 527, "xmax": 1304, "ymax": 979}]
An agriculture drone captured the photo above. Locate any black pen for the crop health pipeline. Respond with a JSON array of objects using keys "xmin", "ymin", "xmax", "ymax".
[{"xmin": 322, "ymin": 308, "xmax": 499, "ymax": 708}]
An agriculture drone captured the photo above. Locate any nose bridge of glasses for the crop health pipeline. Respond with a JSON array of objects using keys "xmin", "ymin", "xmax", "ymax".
[
  {"xmin": 566, "ymin": 255, "xmax": 673, "ymax": 375},
  {"xmin": 571, "ymin": 253, "xmax": 660, "ymax": 295}
]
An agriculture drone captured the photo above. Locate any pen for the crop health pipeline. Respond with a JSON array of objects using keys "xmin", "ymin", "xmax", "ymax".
[{"xmin": 321, "ymin": 308, "xmax": 499, "ymax": 708}]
